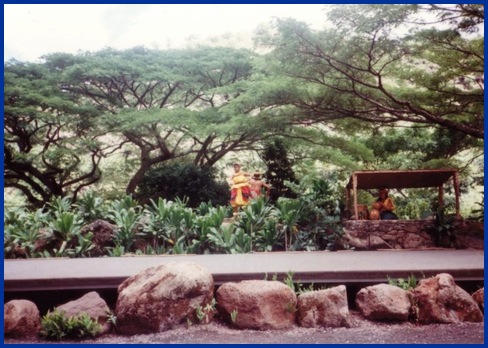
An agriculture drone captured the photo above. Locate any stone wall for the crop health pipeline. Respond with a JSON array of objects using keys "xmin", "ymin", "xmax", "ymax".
[{"xmin": 343, "ymin": 220, "xmax": 436, "ymax": 250}]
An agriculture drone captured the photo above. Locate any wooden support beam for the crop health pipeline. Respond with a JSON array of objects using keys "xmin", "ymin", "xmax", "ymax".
[
  {"xmin": 353, "ymin": 174, "xmax": 358, "ymax": 219},
  {"xmin": 453, "ymin": 171, "xmax": 461, "ymax": 218}
]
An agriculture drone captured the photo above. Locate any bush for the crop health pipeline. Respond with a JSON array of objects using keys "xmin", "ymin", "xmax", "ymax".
[{"xmin": 137, "ymin": 162, "xmax": 229, "ymax": 208}]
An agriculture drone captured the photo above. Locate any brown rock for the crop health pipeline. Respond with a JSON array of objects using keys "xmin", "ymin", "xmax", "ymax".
[
  {"xmin": 344, "ymin": 230, "xmax": 391, "ymax": 250},
  {"xmin": 80, "ymin": 220, "xmax": 116, "ymax": 256},
  {"xmin": 403, "ymin": 233, "xmax": 424, "ymax": 249},
  {"xmin": 413, "ymin": 273, "xmax": 484, "ymax": 324},
  {"xmin": 472, "ymin": 288, "xmax": 484, "ymax": 311},
  {"xmin": 115, "ymin": 262, "xmax": 214, "ymax": 335},
  {"xmin": 297, "ymin": 285, "xmax": 351, "ymax": 328},
  {"xmin": 4, "ymin": 299, "xmax": 41, "ymax": 337},
  {"xmin": 57, "ymin": 291, "xmax": 111, "ymax": 335},
  {"xmin": 216, "ymin": 280, "xmax": 297, "ymax": 330},
  {"xmin": 355, "ymin": 284, "xmax": 411, "ymax": 321}
]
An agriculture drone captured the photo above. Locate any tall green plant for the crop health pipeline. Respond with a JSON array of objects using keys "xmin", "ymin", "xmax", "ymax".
[
  {"xmin": 190, "ymin": 206, "xmax": 227, "ymax": 254},
  {"xmin": 75, "ymin": 190, "xmax": 106, "ymax": 223},
  {"xmin": 273, "ymin": 198, "xmax": 303, "ymax": 251},
  {"xmin": 234, "ymin": 197, "xmax": 274, "ymax": 252},
  {"xmin": 207, "ymin": 224, "xmax": 250, "ymax": 254},
  {"xmin": 50, "ymin": 212, "xmax": 84, "ymax": 242},
  {"xmin": 47, "ymin": 197, "xmax": 73, "ymax": 216},
  {"xmin": 142, "ymin": 197, "xmax": 196, "ymax": 254},
  {"xmin": 109, "ymin": 208, "xmax": 140, "ymax": 251},
  {"xmin": 255, "ymin": 219, "xmax": 284, "ymax": 252}
]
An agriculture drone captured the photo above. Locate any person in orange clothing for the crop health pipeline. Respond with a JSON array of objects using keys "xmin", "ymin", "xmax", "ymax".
[
  {"xmin": 229, "ymin": 163, "xmax": 251, "ymax": 215},
  {"xmin": 375, "ymin": 188, "xmax": 398, "ymax": 220},
  {"xmin": 249, "ymin": 172, "xmax": 271, "ymax": 199}
]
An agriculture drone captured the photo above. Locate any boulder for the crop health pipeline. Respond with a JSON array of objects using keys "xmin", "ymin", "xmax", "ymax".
[
  {"xmin": 4, "ymin": 299, "xmax": 41, "ymax": 337},
  {"xmin": 297, "ymin": 285, "xmax": 351, "ymax": 328},
  {"xmin": 56, "ymin": 291, "xmax": 111, "ymax": 335},
  {"xmin": 413, "ymin": 273, "xmax": 483, "ymax": 324},
  {"xmin": 472, "ymin": 288, "xmax": 484, "ymax": 311},
  {"xmin": 80, "ymin": 220, "xmax": 116, "ymax": 256},
  {"xmin": 115, "ymin": 262, "xmax": 214, "ymax": 335},
  {"xmin": 216, "ymin": 280, "xmax": 297, "ymax": 330},
  {"xmin": 355, "ymin": 284, "xmax": 411, "ymax": 321}
]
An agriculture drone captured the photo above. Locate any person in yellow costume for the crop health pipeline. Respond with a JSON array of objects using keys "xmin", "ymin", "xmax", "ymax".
[
  {"xmin": 229, "ymin": 163, "xmax": 251, "ymax": 215},
  {"xmin": 375, "ymin": 188, "xmax": 399, "ymax": 220}
]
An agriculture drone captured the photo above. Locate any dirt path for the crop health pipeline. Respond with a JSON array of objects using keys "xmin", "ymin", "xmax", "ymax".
[{"xmin": 4, "ymin": 312, "xmax": 484, "ymax": 344}]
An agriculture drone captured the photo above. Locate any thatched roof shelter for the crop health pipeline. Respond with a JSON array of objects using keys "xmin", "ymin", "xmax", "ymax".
[{"xmin": 346, "ymin": 169, "xmax": 460, "ymax": 219}]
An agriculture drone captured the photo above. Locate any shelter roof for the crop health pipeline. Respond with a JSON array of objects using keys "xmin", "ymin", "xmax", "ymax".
[{"xmin": 346, "ymin": 169, "xmax": 458, "ymax": 190}]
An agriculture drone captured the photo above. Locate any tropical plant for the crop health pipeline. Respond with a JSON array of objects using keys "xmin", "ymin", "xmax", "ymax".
[
  {"xmin": 430, "ymin": 208, "xmax": 457, "ymax": 248},
  {"xmin": 273, "ymin": 198, "xmax": 303, "ymax": 251},
  {"xmin": 50, "ymin": 211, "xmax": 84, "ymax": 242},
  {"xmin": 105, "ymin": 245, "xmax": 126, "ymax": 257},
  {"xmin": 75, "ymin": 190, "xmax": 107, "ymax": 223},
  {"xmin": 109, "ymin": 194, "xmax": 141, "ymax": 214},
  {"xmin": 190, "ymin": 205, "xmax": 227, "ymax": 254},
  {"xmin": 206, "ymin": 224, "xmax": 251, "ymax": 254},
  {"xmin": 234, "ymin": 197, "xmax": 275, "ymax": 252},
  {"xmin": 108, "ymin": 207, "xmax": 140, "ymax": 251},
  {"xmin": 4, "ymin": 207, "xmax": 48, "ymax": 258},
  {"xmin": 48, "ymin": 197, "xmax": 73, "ymax": 216},
  {"xmin": 40, "ymin": 310, "xmax": 102, "ymax": 340},
  {"xmin": 71, "ymin": 232, "xmax": 96, "ymax": 258},
  {"xmin": 254, "ymin": 219, "xmax": 284, "ymax": 252}
]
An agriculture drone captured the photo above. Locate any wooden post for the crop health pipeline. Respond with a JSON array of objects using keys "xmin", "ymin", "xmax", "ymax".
[
  {"xmin": 438, "ymin": 185, "xmax": 444, "ymax": 210},
  {"xmin": 353, "ymin": 174, "xmax": 358, "ymax": 219},
  {"xmin": 453, "ymin": 171, "xmax": 461, "ymax": 218}
]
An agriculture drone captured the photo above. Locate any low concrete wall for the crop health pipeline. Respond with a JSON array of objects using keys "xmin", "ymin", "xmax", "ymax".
[{"xmin": 343, "ymin": 220, "xmax": 436, "ymax": 250}]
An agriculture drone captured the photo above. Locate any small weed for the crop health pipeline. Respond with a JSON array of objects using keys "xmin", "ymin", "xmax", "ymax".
[
  {"xmin": 194, "ymin": 299, "xmax": 216, "ymax": 324},
  {"xmin": 297, "ymin": 283, "xmax": 318, "ymax": 295},
  {"xmin": 387, "ymin": 274, "xmax": 418, "ymax": 291},
  {"xmin": 263, "ymin": 272, "xmax": 278, "ymax": 281},
  {"xmin": 195, "ymin": 305, "xmax": 206, "ymax": 322},
  {"xmin": 106, "ymin": 309, "xmax": 117, "ymax": 329},
  {"xmin": 230, "ymin": 309, "xmax": 238, "ymax": 324},
  {"xmin": 283, "ymin": 271, "xmax": 296, "ymax": 292},
  {"xmin": 285, "ymin": 300, "xmax": 297, "ymax": 314}
]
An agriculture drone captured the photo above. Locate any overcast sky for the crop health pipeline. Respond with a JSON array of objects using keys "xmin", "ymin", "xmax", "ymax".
[{"xmin": 5, "ymin": 4, "xmax": 332, "ymax": 62}]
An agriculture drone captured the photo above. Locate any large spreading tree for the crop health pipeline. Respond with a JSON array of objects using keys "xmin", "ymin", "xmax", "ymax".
[{"xmin": 254, "ymin": 4, "xmax": 483, "ymax": 141}]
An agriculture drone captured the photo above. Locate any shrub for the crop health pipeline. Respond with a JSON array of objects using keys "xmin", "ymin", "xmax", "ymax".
[
  {"xmin": 40, "ymin": 310, "xmax": 102, "ymax": 340},
  {"xmin": 137, "ymin": 161, "xmax": 229, "ymax": 208}
]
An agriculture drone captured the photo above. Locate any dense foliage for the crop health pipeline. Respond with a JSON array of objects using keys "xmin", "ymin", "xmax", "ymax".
[
  {"xmin": 4, "ymin": 174, "xmax": 348, "ymax": 259},
  {"xmin": 136, "ymin": 161, "xmax": 229, "ymax": 208},
  {"xmin": 4, "ymin": 5, "xmax": 483, "ymax": 256}
]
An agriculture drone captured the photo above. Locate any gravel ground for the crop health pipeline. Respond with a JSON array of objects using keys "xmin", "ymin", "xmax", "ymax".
[{"xmin": 4, "ymin": 311, "xmax": 484, "ymax": 344}]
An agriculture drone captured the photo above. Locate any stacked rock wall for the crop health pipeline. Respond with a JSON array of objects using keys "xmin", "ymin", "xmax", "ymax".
[{"xmin": 343, "ymin": 220, "xmax": 436, "ymax": 250}]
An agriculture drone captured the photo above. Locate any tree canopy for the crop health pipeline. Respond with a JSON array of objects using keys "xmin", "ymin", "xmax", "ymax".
[
  {"xmin": 4, "ymin": 5, "xmax": 484, "ymax": 209},
  {"xmin": 253, "ymin": 4, "xmax": 483, "ymax": 139}
]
